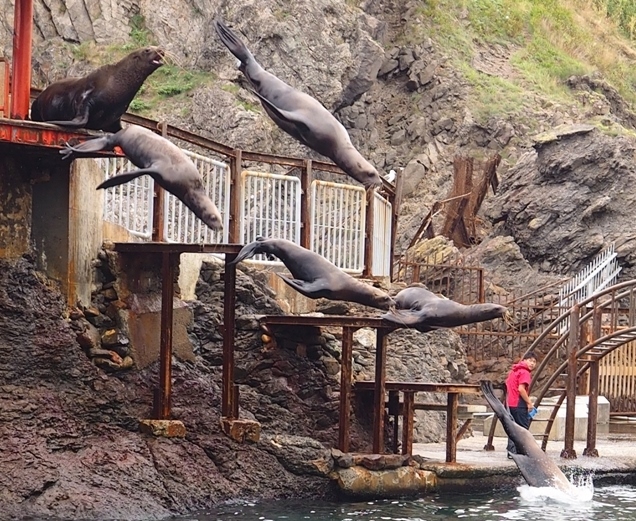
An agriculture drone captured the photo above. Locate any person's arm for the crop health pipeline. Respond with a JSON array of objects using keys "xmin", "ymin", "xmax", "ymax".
[{"xmin": 518, "ymin": 384, "xmax": 533, "ymax": 409}]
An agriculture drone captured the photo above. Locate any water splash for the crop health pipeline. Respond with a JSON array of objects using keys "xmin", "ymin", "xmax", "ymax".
[{"xmin": 518, "ymin": 471, "xmax": 595, "ymax": 504}]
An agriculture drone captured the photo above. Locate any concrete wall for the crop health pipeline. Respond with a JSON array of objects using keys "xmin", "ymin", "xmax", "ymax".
[
  {"xmin": 32, "ymin": 157, "xmax": 104, "ymax": 308},
  {"xmin": 0, "ymin": 153, "xmax": 34, "ymax": 259},
  {"xmin": 68, "ymin": 159, "xmax": 104, "ymax": 307}
]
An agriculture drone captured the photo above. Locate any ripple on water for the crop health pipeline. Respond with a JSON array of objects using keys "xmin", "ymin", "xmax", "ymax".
[{"xmin": 174, "ymin": 484, "xmax": 636, "ymax": 521}]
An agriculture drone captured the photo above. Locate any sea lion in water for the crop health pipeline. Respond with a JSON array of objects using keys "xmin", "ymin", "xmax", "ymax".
[
  {"xmin": 60, "ymin": 125, "xmax": 223, "ymax": 231},
  {"xmin": 480, "ymin": 380, "xmax": 576, "ymax": 493},
  {"xmin": 214, "ymin": 19, "xmax": 381, "ymax": 190},
  {"xmin": 381, "ymin": 284, "xmax": 507, "ymax": 331},
  {"xmin": 230, "ymin": 237, "xmax": 394, "ymax": 309},
  {"xmin": 31, "ymin": 47, "xmax": 164, "ymax": 132}
]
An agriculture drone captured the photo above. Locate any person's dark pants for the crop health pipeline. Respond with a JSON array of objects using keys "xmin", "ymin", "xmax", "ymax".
[{"xmin": 507, "ymin": 405, "xmax": 529, "ymax": 454}]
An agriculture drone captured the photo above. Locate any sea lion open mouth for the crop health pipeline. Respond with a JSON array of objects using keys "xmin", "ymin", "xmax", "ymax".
[{"xmin": 151, "ymin": 48, "xmax": 165, "ymax": 67}]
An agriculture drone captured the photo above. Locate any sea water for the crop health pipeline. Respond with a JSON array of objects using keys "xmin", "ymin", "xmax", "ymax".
[{"xmin": 175, "ymin": 482, "xmax": 636, "ymax": 521}]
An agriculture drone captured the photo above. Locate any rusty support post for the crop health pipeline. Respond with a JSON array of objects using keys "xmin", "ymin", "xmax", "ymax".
[
  {"xmin": 372, "ymin": 328, "xmax": 388, "ymax": 454},
  {"xmin": 388, "ymin": 391, "xmax": 399, "ymax": 453},
  {"xmin": 300, "ymin": 160, "xmax": 312, "ymax": 250},
  {"xmin": 446, "ymin": 392, "xmax": 458, "ymax": 463},
  {"xmin": 561, "ymin": 305, "xmax": 579, "ymax": 459},
  {"xmin": 11, "ymin": 0, "xmax": 33, "ymax": 119},
  {"xmin": 338, "ymin": 326, "xmax": 354, "ymax": 452},
  {"xmin": 222, "ymin": 252, "xmax": 238, "ymax": 418},
  {"xmin": 584, "ymin": 358, "xmax": 600, "ymax": 457},
  {"xmin": 363, "ymin": 189, "xmax": 375, "ymax": 278},
  {"xmin": 0, "ymin": 58, "xmax": 9, "ymax": 116},
  {"xmin": 155, "ymin": 251, "xmax": 175, "ymax": 420},
  {"xmin": 152, "ymin": 122, "xmax": 168, "ymax": 241},
  {"xmin": 389, "ymin": 169, "xmax": 404, "ymax": 282},
  {"xmin": 229, "ymin": 150, "xmax": 242, "ymax": 243},
  {"xmin": 402, "ymin": 391, "xmax": 414, "ymax": 456}
]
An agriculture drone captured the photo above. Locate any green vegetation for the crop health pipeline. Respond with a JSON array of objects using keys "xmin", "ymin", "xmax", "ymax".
[
  {"xmin": 404, "ymin": 0, "xmax": 636, "ymax": 123},
  {"xmin": 596, "ymin": 0, "xmax": 636, "ymax": 39}
]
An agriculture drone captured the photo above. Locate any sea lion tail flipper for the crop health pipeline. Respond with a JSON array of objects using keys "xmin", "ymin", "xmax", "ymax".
[
  {"xmin": 229, "ymin": 240, "xmax": 269, "ymax": 265},
  {"xmin": 214, "ymin": 19, "xmax": 255, "ymax": 65},
  {"xmin": 480, "ymin": 381, "xmax": 515, "ymax": 422},
  {"xmin": 96, "ymin": 168, "xmax": 158, "ymax": 190},
  {"xmin": 59, "ymin": 135, "xmax": 115, "ymax": 160}
]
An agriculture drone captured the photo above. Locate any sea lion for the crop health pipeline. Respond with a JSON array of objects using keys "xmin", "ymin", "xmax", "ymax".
[
  {"xmin": 480, "ymin": 380, "xmax": 576, "ymax": 493},
  {"xmin": 214, "ymin": 19, "xmax": 381, "ymax": 190},
  {"xmin": 230, "ymin": 237, "xmax": 394, "ymax": 309},
  {"xmin": 31, "ymin": 47, "xmax": 164, "ymax": 132},
  {"xmin": 60, "ymin": 125, "xmax": 223, "ymax": 231},
  {"xmin": 381, "ymin": 284, "xmax": 507, "ymax": 331}
]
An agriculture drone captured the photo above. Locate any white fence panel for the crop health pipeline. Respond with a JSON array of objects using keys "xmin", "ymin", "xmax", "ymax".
[
  {"xmin": 558, "ymin": 243, "xmax": 622, "ymax": 334},
  {"xmin": 98, "ymin": 157, "xmax": 154, "ymax": 239},
  {"xmin": 310, "ymin": 180, "xmax": 366, "ymax": 273},
  {"xmin": 372, "ymin": 192, "xmax": 392, "ymax": 277},
  {"xmin": 163, "ymin": 151, "xmax": 230, "ymax": 244},
  {"xmin": 239, "ymin": 171, "xmax": 302, "ymax": 264}
]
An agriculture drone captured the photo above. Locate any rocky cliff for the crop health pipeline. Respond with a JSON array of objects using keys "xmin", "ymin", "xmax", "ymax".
[{"xmin": 2, "ymin": 0, "xmax": 636, "ymax": 517}]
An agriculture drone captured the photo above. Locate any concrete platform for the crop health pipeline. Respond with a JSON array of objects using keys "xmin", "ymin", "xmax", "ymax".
[{"xmin": 412, "ymin": 428, "xmax": 636, "ymax": 491}]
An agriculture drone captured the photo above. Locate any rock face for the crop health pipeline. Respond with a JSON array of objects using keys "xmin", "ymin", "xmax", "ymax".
[
  {"xmin": 0, "ymin": 257, "xmax": 335, "ymax": 519},
  {"xmin": 487, "ymin": 127, "xmax": 636, "ymax": 279}
]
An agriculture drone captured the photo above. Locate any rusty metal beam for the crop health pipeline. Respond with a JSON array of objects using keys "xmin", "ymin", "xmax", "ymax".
[
  {"xmin": 0, "ymin": 59, "xmax": 10, "ymax": 116},
  {"xmin": 338, "ymin": 326, "xmax": 355, "ymax": 452},
  {"xmin": 260, "ymin": 314, "xmax": 398, "ymax": 330},
  {"xmin": 363, "ymin": 188, "xmax": 375, "ymax": 277},
  {"xmin": 112, "ymin": 242, "xmax": 243, "ymax": 255},
  {"xmin": 354, "ymin": 381, "xmax": 481, "ymax": 394},
  {"xmin": 372, "ymin": 328, "xmax": 388, "ymax": 454},
  {"xmin": 561, "ymin": 305, "xmax": 579, "ymax": 459},
  {"xmin": 584, "ymin": 358, "xmax": 600, "ymax": 457},
  {"xmin": 11, "ymin": 0, "xmax": 33, "ymax": 119},
  {"xmin": 402, "ymin": 391, "xmax": 414, "ymax": 456},
  {"xmin": 446, "ymin": 392, "xmax": 458, "ymax": 463},
  {"xmin": 155, "ymin": 251, "xmax": 176, "ymax": 419},
  {"xmin": 0, "ymin": 118, "xmax": 112, "ymax": 152},
  {"xmin": 222, "ymin": 252, "xmax": 238, "ymax": 418},
  {"xmin": 229, "ymin": 150, "xmax": 242, "ymax": 244},
  {"xmin": 300, "ymin": 159, "xmax": 312, "ymax": 250}
]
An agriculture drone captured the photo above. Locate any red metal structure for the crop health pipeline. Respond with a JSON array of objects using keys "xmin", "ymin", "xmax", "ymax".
[{"xmin": 11, "ymin": 0, "xmax": 33, "ymax": 119}]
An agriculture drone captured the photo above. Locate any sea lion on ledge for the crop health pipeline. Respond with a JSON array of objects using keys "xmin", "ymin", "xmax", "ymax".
[
  {"xmin": 214, "ymin": 19, "xmax": 382, "ymax": 190},
  {"xmin": 60, "ymin": 125, "xmax": 223, "ymax": 231},
  {"xmin": 480, "ymin": 380, "xmax": 576, "ymax": 493},
  {"xmin": 381, "ymin": 284, "xmax": 507, "ymax": 331},
  {"xmin": 230, "ymin": 237, "xmax": 394, "ymax": 310},
  {"xmin": 31, "ymin": 47, "xmax": 164, "ymax": 132}
]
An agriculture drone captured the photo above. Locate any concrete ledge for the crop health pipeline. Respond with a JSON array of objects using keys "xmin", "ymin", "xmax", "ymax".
[
  {"xmin": 220, "ymin": 417, "xmax": 261, "ymax": 443},
  {"xmin": 139, "ymin": 419, "xmax": 186, "ymax": 438},
  {"xmin": 335, "ymin": 465, "xmax": 436, "ymax": 498}
]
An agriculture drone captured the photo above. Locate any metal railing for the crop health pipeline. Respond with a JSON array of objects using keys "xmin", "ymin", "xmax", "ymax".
[
  {"xmin": 310, "ymin": 180, "xmax": 366, "ymax": 273},
  {"xmin": 372, "ymin": 192, "xmax": 392, "ymax": 277},
  {"xmin": 557, "ymin": 243, "xmax": 621, "ymax": 333},
  {"xmin": 239, "ymin": 170, "xmax": 302, "ymax": 263},
  {"xmin": 98, "ymin": 156, "xmax": 154, "ymax": 239},
  {"xmin": 163, "ymin": 151, "xmax": 230, "ymax": 244}
]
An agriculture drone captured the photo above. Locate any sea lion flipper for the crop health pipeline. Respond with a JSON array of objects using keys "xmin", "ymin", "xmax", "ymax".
[
  {"xmin": 277, "ymin": 274, "xmax": 314, "ymax": 297},
  {"xmin": 248, "ymin": 89, "xmax": 312, "ymax": 135},
  {"xmin": 96, "ymin": 168, "xmax": 159, "ymax": 190},
  {"xmin": 229, "ymin": 239, "xmax": 269, "ymax": 265},
  {"xmin": 214, "ymin": 19, "xmax": 255, "ymax": 65},
  {"xmin": 59, "ymin": 136, "xmax": 115, "ymax": 160}
]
